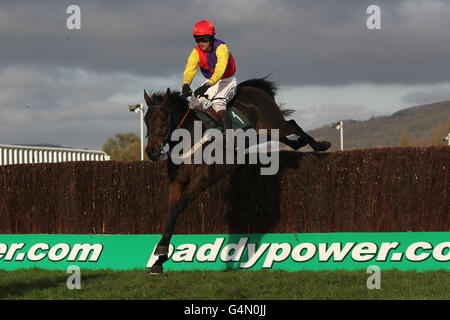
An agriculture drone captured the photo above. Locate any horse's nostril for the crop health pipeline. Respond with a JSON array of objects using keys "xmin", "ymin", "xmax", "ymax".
[{"xmin": 146, "ymin": 146, "xmax": 154, "ymax": 155}]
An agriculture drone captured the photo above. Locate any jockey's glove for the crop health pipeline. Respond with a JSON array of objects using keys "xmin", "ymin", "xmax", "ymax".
[
  {"xmin": 181, "ymin": 83, "xmax": 192, "ymax": 98},
  {"xmin": 194, "ymin": 82, "xmax": 212, "ymax": 98}
]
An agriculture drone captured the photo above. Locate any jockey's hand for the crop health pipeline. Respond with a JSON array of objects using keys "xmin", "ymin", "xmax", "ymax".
[
  {"xmin": 194, "ymin": 82, "xmax": 212, "ymax": 98},
  {"xmin": 181, "ymin": 84, "xmax": 192, "ymax": 98}
]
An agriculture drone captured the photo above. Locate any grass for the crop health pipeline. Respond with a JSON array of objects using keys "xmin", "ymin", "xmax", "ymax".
[{"xmin": 0, "ymin": 268, "xmax": 449, "ymax": 300}]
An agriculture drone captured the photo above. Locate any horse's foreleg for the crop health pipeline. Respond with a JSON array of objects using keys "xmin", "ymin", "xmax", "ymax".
[
  {"xmin": 155, "ymin": 175, "xmax": 207, "ymax": 256},
  {"xmin": 154, "ymin": 182, "xmax": 185, "ymax": 256},
  {"xmin": 150, "ymin": 182, "xmax": 185, "ymax": 274},
  {"xmin": 149, "ymin": 253, "xmax": 168, "ymax": 275},
  {"xmin": 154, "ymin": 194, "xmax": 189, "ymax": 256}
]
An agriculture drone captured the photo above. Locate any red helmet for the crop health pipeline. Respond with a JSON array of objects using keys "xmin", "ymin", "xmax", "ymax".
[{"xmin": 193, "ymin": 20, "xmax": 216, "ymax": 36}]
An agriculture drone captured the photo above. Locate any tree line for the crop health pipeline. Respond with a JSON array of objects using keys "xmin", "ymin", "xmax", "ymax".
[
  {"xmin": 400, "ymin": 117, "xmax": 450, "ymax": 147},
  {"xmin": 102, "ymin": 133, "xmax": 149, "ymax": 161}
]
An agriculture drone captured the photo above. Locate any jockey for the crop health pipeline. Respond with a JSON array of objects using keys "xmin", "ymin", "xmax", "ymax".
[{"xmin": 181, "ymin": 20, "xmax": 237, "ymax": 132}]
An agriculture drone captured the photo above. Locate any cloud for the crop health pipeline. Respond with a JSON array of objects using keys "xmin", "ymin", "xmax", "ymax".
[
  {"xmin": 291, "ymin": 102, "xmax": 372, "ymax": 131},
  {"xmin": 1, "ymin": 0, "xmax": 450, "ymax": 86},
  {"xmin": 0, "ymin": 64, "xmax": 179, "ymax": 149},
  {"xmin": 401, "ymin": 84, "xmax": 450, "ymax": 105},
  {"xmin": 276, "ymin": 82, "xmax": 432, "ymax": 131},
  {"xmin": 1, "ymin": 0, "xmax": 450, "ymax": 149}
]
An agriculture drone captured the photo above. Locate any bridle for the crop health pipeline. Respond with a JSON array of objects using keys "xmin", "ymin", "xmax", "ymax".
[
  {"xmin": 146, "ymin": 106, "xmax": 173, "ymax": 149},
  {"xmin": 146, "ymin": 96, "xmax": 197, "ymax": 155}
]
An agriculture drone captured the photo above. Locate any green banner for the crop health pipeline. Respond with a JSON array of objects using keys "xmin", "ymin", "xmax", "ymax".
[{"xmin": 0, "ymin": 233, "xmax": 449, "ymax": 271}]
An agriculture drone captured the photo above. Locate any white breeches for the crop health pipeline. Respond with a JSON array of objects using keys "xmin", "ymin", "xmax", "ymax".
[{"xmin": 194, "ymin": 76, "xmax": 237, "ymax": 112}]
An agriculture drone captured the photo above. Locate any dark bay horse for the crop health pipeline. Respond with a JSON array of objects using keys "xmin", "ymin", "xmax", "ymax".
[{"xmin": 144, "ymin": 78, "xmax": 330, "ymax": 274}]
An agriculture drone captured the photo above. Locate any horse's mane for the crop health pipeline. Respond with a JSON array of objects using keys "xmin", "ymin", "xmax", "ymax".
[{"xmin": 149, "ymin": 90, "xmax": 190, "ymax": 114}]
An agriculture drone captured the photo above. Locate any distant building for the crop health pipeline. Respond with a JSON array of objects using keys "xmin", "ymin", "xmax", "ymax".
[{"xmin": 0, "ymin": 144, "xmax": 110, "ymax": 165}]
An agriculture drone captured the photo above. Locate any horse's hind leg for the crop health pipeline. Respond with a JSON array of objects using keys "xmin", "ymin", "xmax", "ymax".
[
  {"xmin": 286, "ymin": 120, "xmax": 331, "ymax": 152},
  {"xmin": 280, "ymin": 136, "xmax": 307, "ymax": 150}
]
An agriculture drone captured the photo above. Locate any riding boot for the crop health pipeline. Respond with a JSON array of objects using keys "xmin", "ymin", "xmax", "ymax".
[{"xmin": 216, "ymin": 110, "xmax": 228, "ymax": 133}]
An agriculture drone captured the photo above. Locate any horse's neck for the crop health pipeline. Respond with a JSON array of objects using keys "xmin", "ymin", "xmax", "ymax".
[
  {"xmin": 171, "ymin": 108, "xmax": 193, "ymax": 129},
  {"xmin": 168, "ymin": 111, "xmax": 202, "ymax": 147}
]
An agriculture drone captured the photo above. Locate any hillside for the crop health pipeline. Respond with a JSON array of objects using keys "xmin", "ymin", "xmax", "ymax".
[{"xmin": 304, "ymin": 101, "xmax": 450, "ymax": 152}]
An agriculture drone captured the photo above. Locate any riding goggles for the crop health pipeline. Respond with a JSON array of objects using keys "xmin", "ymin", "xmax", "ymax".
[{"xmin": 194, "ymin": 36, "xmax": 211, "ymax": 43}]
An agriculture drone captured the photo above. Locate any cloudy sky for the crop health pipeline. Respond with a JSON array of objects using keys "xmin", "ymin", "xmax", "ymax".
[{"xmin": 1, "ymin": 0, "xmax": 450, "ymax": 150}]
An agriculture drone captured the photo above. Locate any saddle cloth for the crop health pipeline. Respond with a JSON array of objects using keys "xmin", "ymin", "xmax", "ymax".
[{"xmin": 192, "ymin": 106, "xmax": 250, "ymax": 131}]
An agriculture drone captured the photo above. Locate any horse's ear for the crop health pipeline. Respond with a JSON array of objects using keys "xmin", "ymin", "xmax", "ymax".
[
  {"xmin": 144, "ymin": 89, "xmax": 152, "ymax": 107},
  {"xmin": 161, "ymin": 88, "xmax": 171, "ymax": 105}
]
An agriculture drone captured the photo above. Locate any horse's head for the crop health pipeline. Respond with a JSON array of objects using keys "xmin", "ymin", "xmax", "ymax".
[{"xmin": 143, "ymin": 88, "xmax": 173, "ymax": 161}]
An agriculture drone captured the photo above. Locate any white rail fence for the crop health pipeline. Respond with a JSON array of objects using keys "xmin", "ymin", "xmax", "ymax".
[{"xmin": 0, "ymin": 144, "xmax": 110, "ymax": 166}]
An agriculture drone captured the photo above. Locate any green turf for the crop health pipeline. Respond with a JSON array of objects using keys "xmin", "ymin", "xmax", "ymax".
[{"xmin": 0, "ymin": 268, "xmax": 449, "ymax": 300}]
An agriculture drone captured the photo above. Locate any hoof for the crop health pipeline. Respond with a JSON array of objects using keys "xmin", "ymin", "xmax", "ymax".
[
  {"xmin": 149, "ymin": 264, "xmax": 163, "ymax": 275},
  {"xmin": 313, "ymin": 141, "xmax": 331, "ymax": 152},
  {"xmin": 154, "ymin": 245, "xmax": 169, "ymax": 256}
]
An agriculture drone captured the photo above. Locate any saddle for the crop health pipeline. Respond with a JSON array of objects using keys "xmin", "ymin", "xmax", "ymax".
[{"xmin": 191, "ymin": 106, "xmax": 251, "ymax": 131}]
